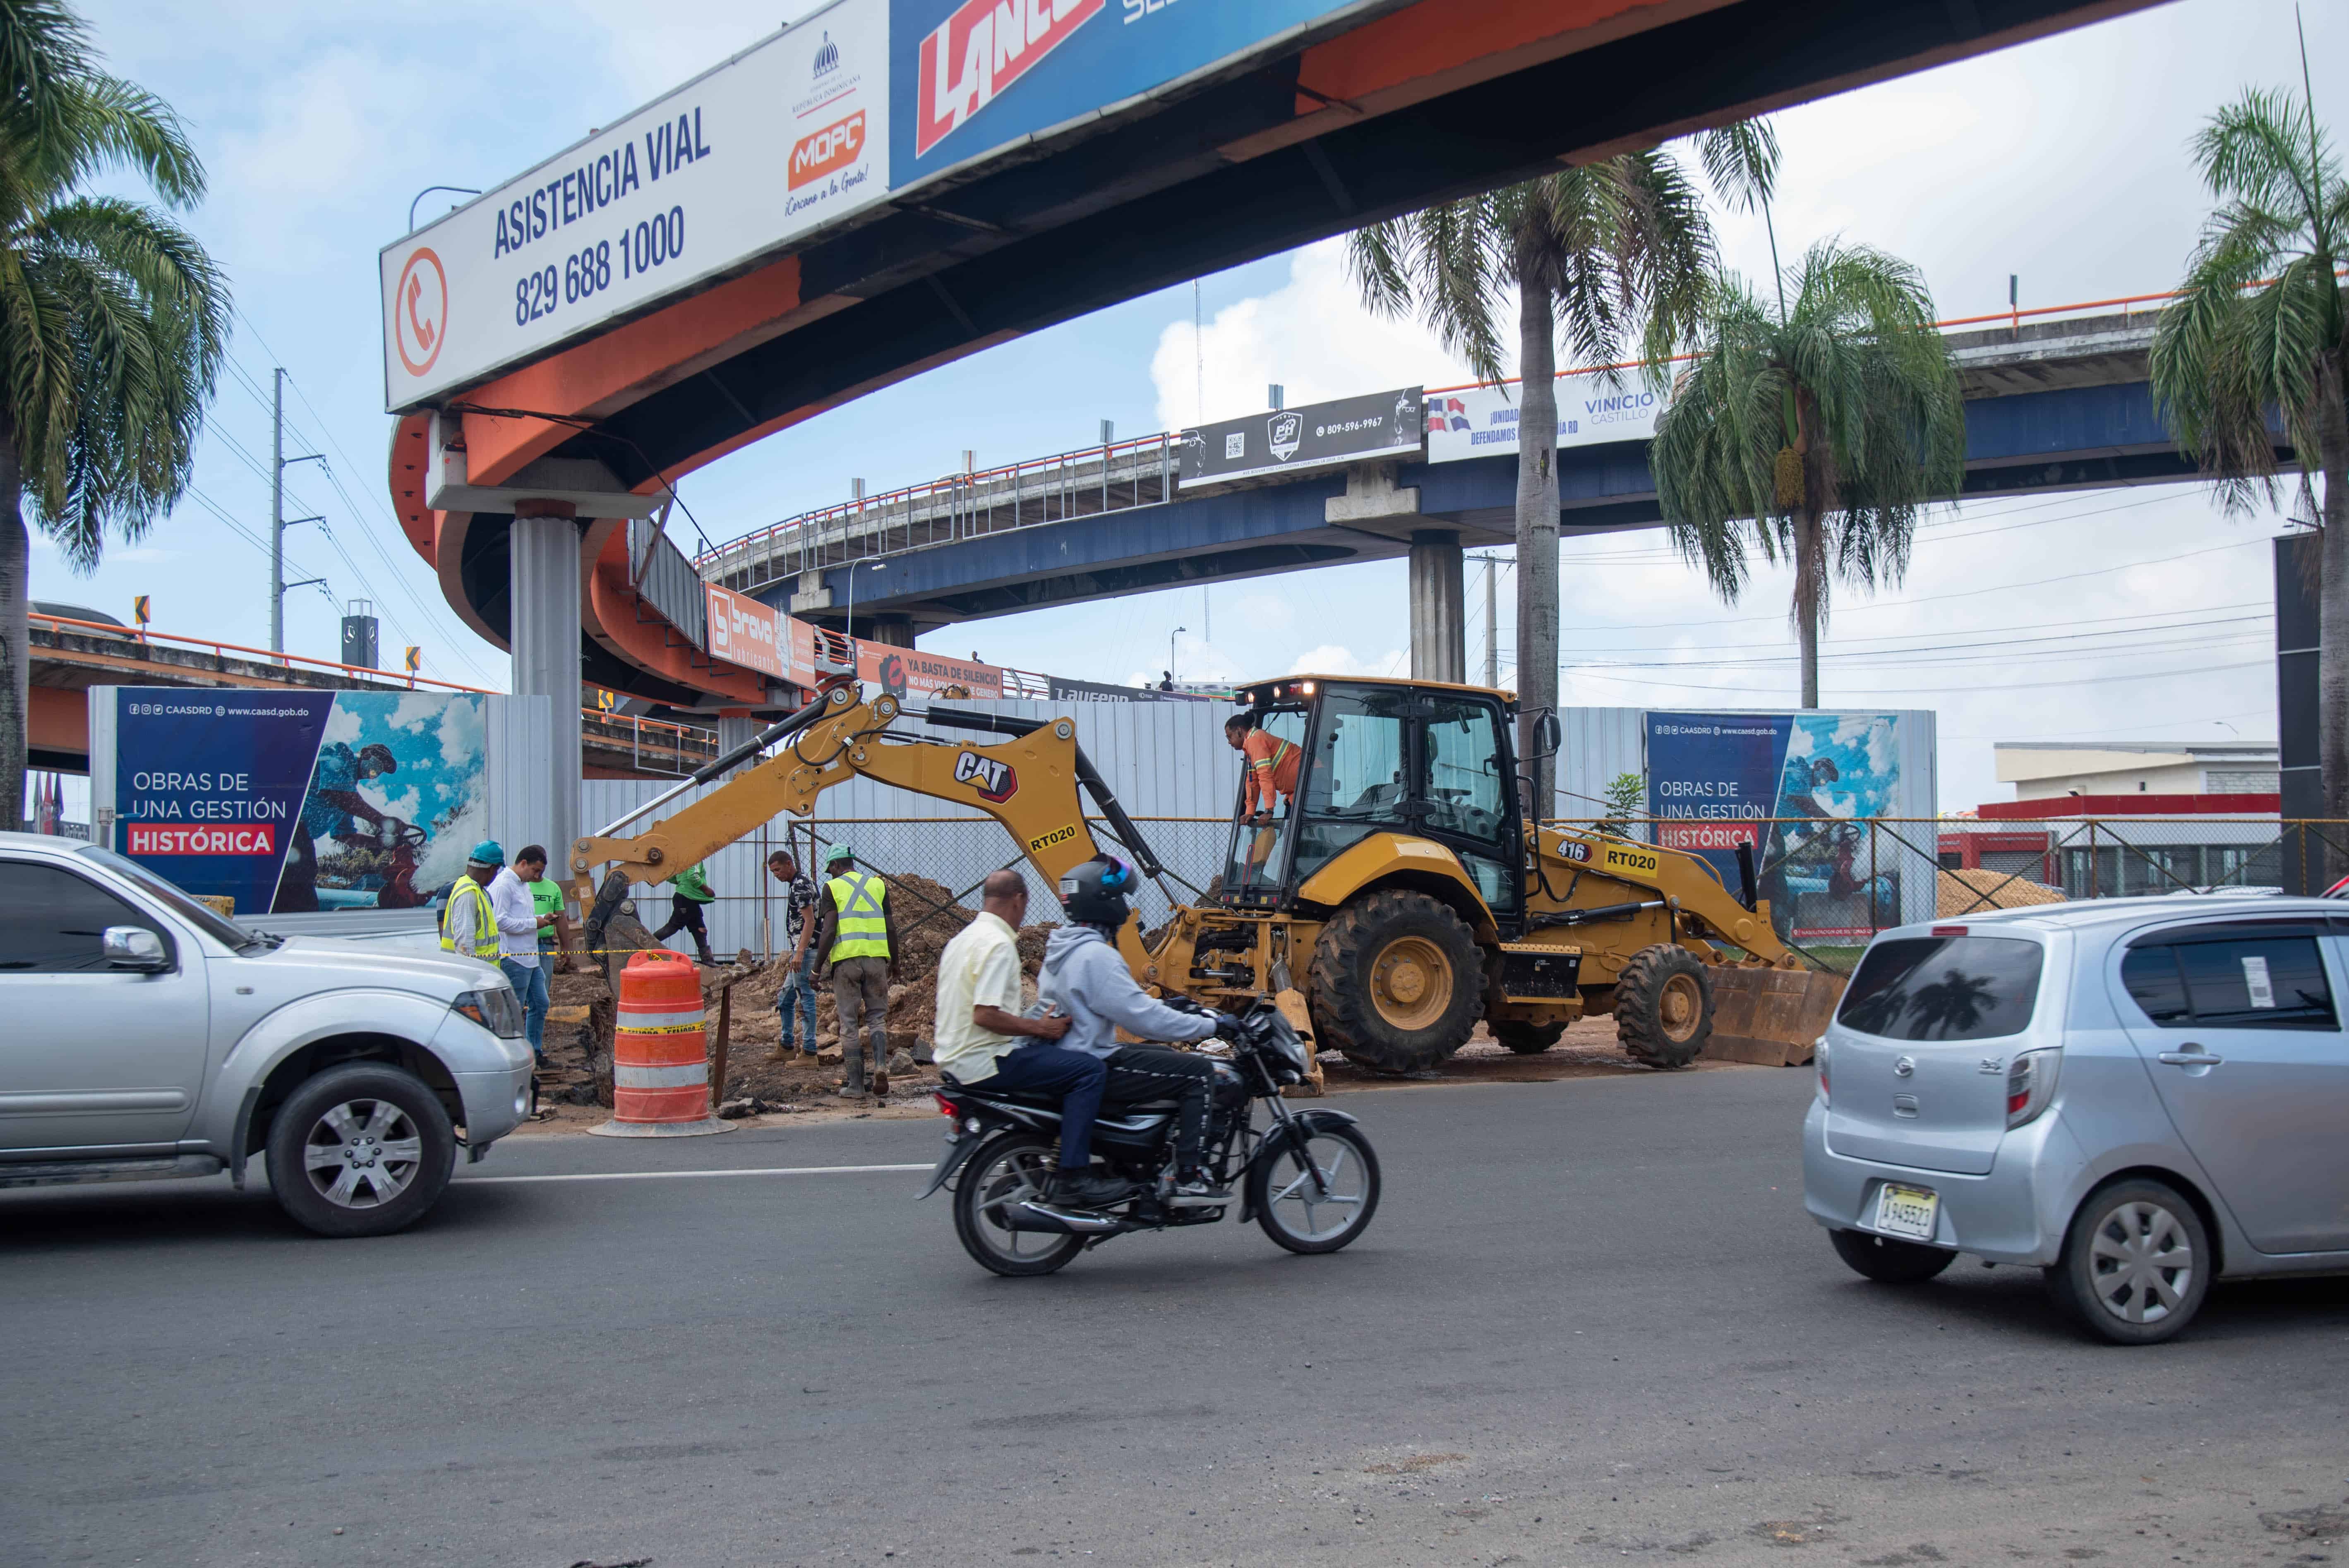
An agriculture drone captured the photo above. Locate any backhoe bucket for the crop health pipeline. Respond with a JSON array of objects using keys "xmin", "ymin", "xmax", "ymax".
[{"xmin": 1703, "ymin": 965, "xmax": 1845, "ymax": 1067}]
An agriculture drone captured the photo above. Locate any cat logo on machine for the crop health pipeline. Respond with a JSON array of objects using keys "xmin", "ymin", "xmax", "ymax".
[
  {"xmin": 954, "ymin": 749, "xmax": 1018, "ymax": 802},
  {"xmin": 1027, "ymin": 821, "xmax": 1080, "ymax": 854},
  {"xmin": 1601, "ymin": 844, "xmax": 1661, "ymax": 879}
]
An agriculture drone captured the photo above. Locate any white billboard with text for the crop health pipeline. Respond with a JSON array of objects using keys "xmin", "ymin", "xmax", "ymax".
[{"xmin": 1424, "ymin": 370, "xmax": 1671, "ymax": 463}]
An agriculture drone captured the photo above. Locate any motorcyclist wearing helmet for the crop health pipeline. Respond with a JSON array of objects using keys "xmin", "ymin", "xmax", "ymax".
[{"xmin": 1041, "ymin": 856, "xmax": 1228, "ymax": 1204}]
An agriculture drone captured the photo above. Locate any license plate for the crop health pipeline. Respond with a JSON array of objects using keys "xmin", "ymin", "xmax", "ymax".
[{"xmin": 1873, "ymin": 1182, "xmax": 1939, "ymax": 1241}]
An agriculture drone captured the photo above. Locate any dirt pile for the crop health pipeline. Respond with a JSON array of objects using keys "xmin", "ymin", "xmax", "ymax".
[{"xmin": 1937, "ymin": 866, "xmax": 2066, "ymax": 917}]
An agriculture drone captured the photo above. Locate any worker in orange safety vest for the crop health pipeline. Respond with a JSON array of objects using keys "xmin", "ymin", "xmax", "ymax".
[{"xmin": 1225, "ymin": 712, "xmax": 1303, "ymax": 823}]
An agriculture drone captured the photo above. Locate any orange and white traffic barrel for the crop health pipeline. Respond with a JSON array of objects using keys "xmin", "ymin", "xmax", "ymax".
[{"xmin": 588, "ymin": 949, "xmax": 734, "ymax": 1138}]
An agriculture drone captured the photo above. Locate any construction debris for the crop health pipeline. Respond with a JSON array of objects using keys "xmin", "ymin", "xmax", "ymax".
[{"xmin": 1937, "ymin": 866, "xmax": 2067, "ymax": 917}]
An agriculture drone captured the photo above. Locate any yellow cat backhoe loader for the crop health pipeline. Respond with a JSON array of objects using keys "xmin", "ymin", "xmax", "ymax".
[{"xmin": 570, "ymin": 674, "xmax": 1840, "ymax": 1079}]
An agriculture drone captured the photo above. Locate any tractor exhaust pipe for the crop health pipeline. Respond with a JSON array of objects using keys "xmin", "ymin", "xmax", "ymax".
[{"xmin": 1735, "ymin": 841, "xmax": 1760, "ymax": 911}]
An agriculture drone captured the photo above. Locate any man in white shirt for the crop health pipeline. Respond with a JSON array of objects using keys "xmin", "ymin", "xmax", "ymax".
[
  {"xmin": 488, "ymin": 845, "xmax": 558, "ymax": 1063},
  {"xmin": 933, "ymin": 870, "xmax": 1123, "ymax": 1209}
]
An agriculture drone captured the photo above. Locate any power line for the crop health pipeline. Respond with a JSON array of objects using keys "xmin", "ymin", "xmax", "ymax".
[
  {"xmin": 1561, "ymin": 601, "xmax": 2273, "ymax": 655},
  {"xmin": 1561, "ymin": 657, "xmax": 2270, "ymax": 698}
]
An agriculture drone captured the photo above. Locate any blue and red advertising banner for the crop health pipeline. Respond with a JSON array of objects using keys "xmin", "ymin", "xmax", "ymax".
[
  {"xmin": 1644, "ymin": 711, "xmax": 1905, "ymax": 943},
  {"xmin": 890, "ymin": 0, "xmax": 1355, "ymax": 184},
  {"xmin": 108, "ymin": 688, "xmax": 491, "ymax": 917}
]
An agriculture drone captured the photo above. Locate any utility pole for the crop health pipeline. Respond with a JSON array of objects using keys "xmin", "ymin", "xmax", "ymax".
[
  {"xmin": 270, "ymin": 367, "xmax": 326, "ymax": 655},
  {"xmin": 1483, "ymin": 556, "xmax": 1498, "ymax": 688}
]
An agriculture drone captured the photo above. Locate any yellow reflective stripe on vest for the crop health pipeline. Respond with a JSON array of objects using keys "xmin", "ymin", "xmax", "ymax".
[
  {"xmin": 826, "ymin": 871, "xmax": 889, "ymax": 962},
  {"xmin": 439, "ymin": 877, "xmax": 499, "ymax": 958}
]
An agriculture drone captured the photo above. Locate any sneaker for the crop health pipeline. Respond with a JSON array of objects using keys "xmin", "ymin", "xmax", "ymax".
[
  {"xmin": 1167, "ymin": 1172, "xmax": 1228, "ymax": 1207},
  {"xmin": 1049, "ymin": 1170, "xmax": 1136, "ymax": 1209}
]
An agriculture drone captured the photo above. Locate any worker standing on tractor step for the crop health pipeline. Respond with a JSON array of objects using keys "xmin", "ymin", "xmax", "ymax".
[
  {"xmin": 1225, "ymin": 712, "xmax": 1302, "ymax": 891},
  {"xmin": 815, "ymin": 844, "xmax": 901, "ymax": 1098},
  {"xmin": 439, "ymin": 841, "xmax": 507, "ymax": 963},
  {"xmin": 653, "ymin": 861, "xmax": 718, "ymax": 965}
]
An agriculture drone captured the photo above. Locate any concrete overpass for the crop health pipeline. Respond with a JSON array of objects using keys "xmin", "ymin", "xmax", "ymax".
[{"xmin": 698, "ymin": 306, "xmax": 2253, "ymax": 674}]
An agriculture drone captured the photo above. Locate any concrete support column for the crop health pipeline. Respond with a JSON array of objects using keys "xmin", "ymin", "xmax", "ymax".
[
  {"xmin": 1408, "ymin": 529, "xmax": 1465, "ymax": 684},
  {"xmin": 510, "ymin": 502, "xmax": 581, "ymax": 880},
  {"xmin": 716, "ymin": 710, "xmax": 760, "ymax": 757},
  {"xmin": 865, "ymin": 616, "xmax": 916, "ymax": 648}
]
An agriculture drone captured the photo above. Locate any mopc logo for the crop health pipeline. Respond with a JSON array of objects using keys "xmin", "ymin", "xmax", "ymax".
[
  {"xmin": 915, "ymin": 0, "xmax": 1104, "ymax": 158},
  {"xmin": 953, "ymin": 748, "xmax": 1019, "ymax": 802},
  {"xmin": 789, "ymin": 110, "xmax": 866, "ymax": 189}
]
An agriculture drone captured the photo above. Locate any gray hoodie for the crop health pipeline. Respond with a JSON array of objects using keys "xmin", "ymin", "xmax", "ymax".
[{"xmin": 1039, "ymin": 924, "xmax": 1219, "ymax": 1060}]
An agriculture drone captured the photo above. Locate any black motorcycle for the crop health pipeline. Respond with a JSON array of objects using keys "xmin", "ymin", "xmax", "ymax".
[{"xmin": 920, "ymin": 1003, "xmax": 1381, "ymax": 1276}]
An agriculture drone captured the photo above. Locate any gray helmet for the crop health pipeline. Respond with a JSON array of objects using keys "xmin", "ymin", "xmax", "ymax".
[{"xmin": 1058, "ymin": 855, "xmax": 1135, "ymax": 926}]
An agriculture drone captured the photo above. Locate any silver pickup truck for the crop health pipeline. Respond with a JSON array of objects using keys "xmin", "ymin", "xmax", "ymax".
[{"xmin": 0, "ymin": 831, "xmax": 535, "ymax": 1236}]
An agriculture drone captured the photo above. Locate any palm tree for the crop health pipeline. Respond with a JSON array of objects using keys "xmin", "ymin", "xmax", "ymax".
[
  {"xmin": 1348, "ymin": 125, "xmax": 1777, "ymax": 816},
  {"xmin": 2148, "ymin": 82, "xmax": 2349, "ymax": 826},
  {"xmin": 1644, "ymin": 241, "xmax": 1965, "ymax": 707},
  {"xmin": 0, "ymin": 0, "xmax": 227, "ymax": 829}
]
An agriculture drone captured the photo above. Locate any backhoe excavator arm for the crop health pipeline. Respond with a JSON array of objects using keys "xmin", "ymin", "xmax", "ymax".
[{"xmin": 567, "ymin": 682, "xmax": 1158, "ymax": 969}]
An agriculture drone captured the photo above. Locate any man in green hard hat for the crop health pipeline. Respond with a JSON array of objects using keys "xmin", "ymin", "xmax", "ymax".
[{"xmin": 813, "ymin": 843, "xmax": 900, "ymax": 1098}]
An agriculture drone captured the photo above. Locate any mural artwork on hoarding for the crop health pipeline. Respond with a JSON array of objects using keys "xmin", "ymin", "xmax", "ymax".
[
  {"xmin": 115, "ymin": 689, "xmax": 489, "ymax": 916},
  {"xmin": 1644, "ymin": 711, "xmax": 1903, "ymax": 945}
]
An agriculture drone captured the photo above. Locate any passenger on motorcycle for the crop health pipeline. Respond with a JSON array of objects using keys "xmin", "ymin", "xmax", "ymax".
[
  {"xmin": 1041, "ymin": 856, "xmax": 1227, "ymax": 1204},
  {"xmin": 934, "ymin": 869, "xmax": 1128, "ymax": 1211}
]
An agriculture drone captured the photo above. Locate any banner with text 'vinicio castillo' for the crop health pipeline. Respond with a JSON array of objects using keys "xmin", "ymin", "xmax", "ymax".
[{"xmin": 1643, "ymin": 711, "xmax": 1904, "ymax": 946}]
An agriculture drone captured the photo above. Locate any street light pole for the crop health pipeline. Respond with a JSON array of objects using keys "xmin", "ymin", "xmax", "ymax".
[{"xmin": 1170, "ymin": 625, "xmax": 1186, "ymax": 686}]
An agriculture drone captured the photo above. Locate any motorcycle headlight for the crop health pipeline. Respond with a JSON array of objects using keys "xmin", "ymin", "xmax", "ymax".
[{"xmin": 454, "ymin": 987, "xmax": 525, "ymax": 1039}]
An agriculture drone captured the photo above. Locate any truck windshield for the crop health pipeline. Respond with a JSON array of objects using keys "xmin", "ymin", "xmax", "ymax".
[
  {"xmin": 77, "ymin": 844, "xmax": 273, "ymax": 952},
  {"xmin": 1838, "ymin": 933, "xmax": 2044, "ymax": 1041}
]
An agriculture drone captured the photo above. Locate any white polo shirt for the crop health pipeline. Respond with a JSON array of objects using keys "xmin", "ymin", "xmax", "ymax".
[{"xmin": 932, "ymin": 911, "xmax": 1024, "ymax": 1078}]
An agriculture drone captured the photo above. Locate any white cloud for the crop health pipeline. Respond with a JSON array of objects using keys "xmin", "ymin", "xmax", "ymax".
[
  {"xmin": 321, "ymin": 701, "xmax": 361, "ymax": 746},
  {"xmin": 1290, "ymin": 643, "xmax": 1407, "ymax": 678},
  {"xmin": 437, "ymin": 695, "xmax": 484, "ymax": 768}
]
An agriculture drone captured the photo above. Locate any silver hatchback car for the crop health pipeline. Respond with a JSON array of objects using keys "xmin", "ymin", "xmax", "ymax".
[{"xmin": 1803, "ymin": 897, "xmax": 2349, "ymax": 1343}]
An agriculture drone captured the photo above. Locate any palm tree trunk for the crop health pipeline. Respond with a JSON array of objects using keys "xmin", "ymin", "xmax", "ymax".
[
  {"xmin": 2316, "ymin": 351, "xmax": 2349, "ymax": 875},
  {"xmin": 1514, "ymin": 261, "xmax": 1561, "ymax": 820},
  {"xmin": 1791, "ymin": 388, "xmax": 1825, "ymax": 709},
  {"xmin": 0, "ymin": 426, "xmax": 26, "ymax": 833}
]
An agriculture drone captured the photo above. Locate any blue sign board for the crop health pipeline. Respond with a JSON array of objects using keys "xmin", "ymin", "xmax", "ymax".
[{"xmin": 891, "ymin": 0, "xmax": 1349, "ymax": 184}]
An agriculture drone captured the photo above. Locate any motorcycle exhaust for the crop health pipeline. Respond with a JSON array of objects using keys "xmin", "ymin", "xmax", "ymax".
[{"xmin": 1004, "ymin": 1199, "xmax": 1123, "ymax": 1235}]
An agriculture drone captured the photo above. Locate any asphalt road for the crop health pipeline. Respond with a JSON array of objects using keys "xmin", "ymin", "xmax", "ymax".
[{"xmin": 6, "ymin": 1067, "xmax": 2345, "ymax": 1568}]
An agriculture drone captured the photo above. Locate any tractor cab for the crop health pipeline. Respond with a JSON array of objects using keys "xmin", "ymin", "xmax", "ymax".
[{"xmin": 1217, "ymin": 676, "xmax": 1527, "ymax": 933}]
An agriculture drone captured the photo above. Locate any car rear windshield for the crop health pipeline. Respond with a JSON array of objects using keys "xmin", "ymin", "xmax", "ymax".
[{"xmin": 1837, "ymin": 934, "xmax": 2045, "ymax": 1042}]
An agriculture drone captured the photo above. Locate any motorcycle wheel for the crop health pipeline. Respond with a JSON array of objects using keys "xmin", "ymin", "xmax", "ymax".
[
  {"xmin": 1249, "ymin": 1122, "xmax": 1381, "ymax": 1255},
  {"xmin": 953, "ymin": 1132, "xmax": 1086, "ymax": 1277}
]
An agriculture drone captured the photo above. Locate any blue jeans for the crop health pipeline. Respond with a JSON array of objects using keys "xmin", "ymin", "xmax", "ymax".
[
  {"xmin": 499, "ymin": 959, "xmax": 550, "ymax": 1062},
  {"xmin": 962, "ymin": 1044, "xmax": 1107, "ymax": 1170},
  {"xmin": 776, "ymin": 952, "xmax": 819, "ymax": 1048}
]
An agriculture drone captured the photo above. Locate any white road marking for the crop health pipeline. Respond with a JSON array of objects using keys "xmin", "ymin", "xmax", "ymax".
[{"xmin": 458, "ymin": 1162, "xmax": 931, "ymax": 1186}]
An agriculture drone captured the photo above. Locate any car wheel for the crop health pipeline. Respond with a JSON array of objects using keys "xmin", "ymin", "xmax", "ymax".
[
  {"xmin": 1830, "ymin": 1226, "xmax": 1957, "ymax": 1283},
  {"xmin": 265, "ymin": 1063, "xmax": 456, "ymax": 1238},
  {"xmin": 2044, "ymin": 1178, "xmax": 2210, "ymax": 1345}
]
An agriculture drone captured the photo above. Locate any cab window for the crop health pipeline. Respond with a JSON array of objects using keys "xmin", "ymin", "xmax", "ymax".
[
  {"xmin": 1420, "ymin": 698, "xmax": 1509, "ymax": 845},
  {"xmin": 1290, "ymin": 690, "xmax": 1411, "ymax": 883},
  {"xmin": 0, "ymin": 860, "xmax": 171, "ymax": 974}
]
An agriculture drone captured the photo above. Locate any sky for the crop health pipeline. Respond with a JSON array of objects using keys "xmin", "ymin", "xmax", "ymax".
[{"xmin": 29, "ymin": 0, "xmax": 2344, "ymax": 814}]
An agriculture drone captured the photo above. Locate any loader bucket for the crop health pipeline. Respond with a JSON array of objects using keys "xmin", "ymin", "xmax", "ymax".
[{"xmin": 1704, "ymin": 965, "xmax": 1845, "ymax": 1067}]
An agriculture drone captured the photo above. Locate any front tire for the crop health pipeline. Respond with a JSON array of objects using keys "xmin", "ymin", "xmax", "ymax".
[
  {"xmin": 952, "ymin": 1132, "xmax": 1086, "ymax": 1277},
  {"xmin": 1830, "ymin": 1226, "xmax": 1957, "ymax": 1283},
  {"xmin": 1250, "ymin": 1121, "xmax": 1380, "ymax": 1254},
  {"xmin": 265, "ymin": 1063, "xmax": 456, "ymax": 1237},
  {"xmin": 1615, "ymin": 945, "xmax": 1713, "ymax": 1068},
  {"xmin": 1310, "ymin": 890, "xmax": 1483, "ymax": 1074},
  {"xmin": 2044, "ymin": 1179, "xmax": 2210, "ymax": 1345}
]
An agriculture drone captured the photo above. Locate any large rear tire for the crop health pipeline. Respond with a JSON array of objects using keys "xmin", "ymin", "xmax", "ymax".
[
  {"xmin": 1310, "ymin": 890, "xmax": 1482, "ymax": 1074},
  {"xmin": 1615, "ymin": 945, "xmax": 1713, "ymax": 1068}
]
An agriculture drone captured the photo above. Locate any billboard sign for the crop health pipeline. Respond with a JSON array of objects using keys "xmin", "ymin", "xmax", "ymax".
[
  {"xmin": 891, "ymin": 0, "xmax": 1356, "ymax": 187},
  {"xmin": 111, "ymin": 689, "xmax": 492, "ymax": 917},
  {"xmin": 380, "ymin": 0, "xmax": 889, "ymax": 410},
  {"xmin": 859, "ymin": 644, "xmax": 1003, "ymax": 699},
  {"xmin": 1644, "ymin": 711, "xmax": 1904, "ymax": 944},
  {"xmin": 1180, "ymin": 387, "xmax": 1423, "ymax": 487},
  {"xmin": 1047, "ymin": 676, "xmax": 1163, "ymax": 702},
  {"xmin": 1425, "ymin": 370, "xmax": 1670, "ymax": 463},
  {"xmin": 705, "ymin": 582, "xmax": 787, "ymax": 679}
]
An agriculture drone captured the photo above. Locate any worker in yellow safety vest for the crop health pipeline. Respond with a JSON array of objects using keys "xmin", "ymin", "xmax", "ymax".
[
  {"xmin": 439, "ymin": 841, "xmax": 506, "ymax": 959},
  {"xmin": 814, "ymin": 844, "xmax": 901, "ymax": 1100}
]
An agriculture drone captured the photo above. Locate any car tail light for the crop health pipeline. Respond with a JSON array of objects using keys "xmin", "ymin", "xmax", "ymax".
[
  {"xmin": 1815, "ymin": 1037, "xmax": 1831, "ymax": 1104},
  {"xmin": 2005, "ymin": 1048, "xmax": 2060, "ymax": 1129},
  {"xmin": 1931, "ymin": 925, "xmax": 1968, "ymax": 936}
]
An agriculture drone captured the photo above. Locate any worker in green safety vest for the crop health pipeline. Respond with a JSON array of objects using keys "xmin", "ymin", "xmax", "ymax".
[
  {"xmin": 439, "ymin": 841, "xmax": 505, "ymax": 960},
  {"xmin": 814, "ymin": 844, "xmax": 901, "ymax": 1099}
]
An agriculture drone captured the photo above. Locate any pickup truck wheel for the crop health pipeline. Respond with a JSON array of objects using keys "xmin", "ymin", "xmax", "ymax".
[{"xmin": 266, "ymin": 1064, "xmax": 456, "ymax": 1238}]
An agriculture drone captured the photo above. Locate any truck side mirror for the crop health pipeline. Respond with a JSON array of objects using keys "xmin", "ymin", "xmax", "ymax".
[
  {"xmin": 1532, "ymin": 713, "xmax": 1562, "ymax": 757},
  {"xmin": 103, "ymin": 926, "xmax": 170, "ymax": 971}
]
